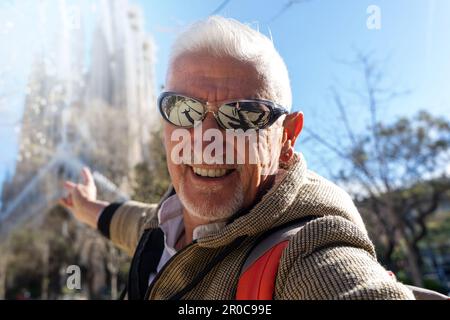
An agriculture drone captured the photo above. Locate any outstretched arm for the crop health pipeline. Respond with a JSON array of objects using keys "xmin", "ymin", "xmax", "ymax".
[
  {"xmin": 275, "ymin": 216, "xmax": 415, "ymax": 300},
  {"xmin": 60, "ymin": 167, "xmax": 159, "ymax": 255}
]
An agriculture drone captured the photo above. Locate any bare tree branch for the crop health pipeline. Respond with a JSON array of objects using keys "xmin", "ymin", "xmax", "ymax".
[
  {"xmin": 305, "ymin": 50, "xmax": 450, "ymax": 286},
  {"xmin": 330, "ymin": 87, "xmax": 357, "ymax": 146},
  {"xmin": 267, "ymin": 0, "xmax": 312, "ymax": 23},
  {"xmin": 210, "ymin": 0, "xmax": 232, "ymax": 15}
]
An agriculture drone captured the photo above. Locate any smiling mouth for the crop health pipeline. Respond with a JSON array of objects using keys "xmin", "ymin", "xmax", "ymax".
[{"xmin": 189, "ymin": 166, "xmax": 236, "ymax": 178}]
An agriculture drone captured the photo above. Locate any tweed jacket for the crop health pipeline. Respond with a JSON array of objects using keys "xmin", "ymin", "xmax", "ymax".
[{"xmin": 104, "ymin": 153, "xmax": 414, "ymax": 300}]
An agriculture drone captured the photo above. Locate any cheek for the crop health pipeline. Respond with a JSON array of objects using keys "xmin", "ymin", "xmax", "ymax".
[
  {"xmin": 239, "ymin": 164, "xmax": 261, "ymax": 199},
  {"xmin": 166, "ymin": 159, "xmax": 187, "ymax": 195},
  {"xmin": 258, "ymin": 128, "xmax": 283, "ymax": 168},
  {"xmin": 164, "ymin": 126, "xmax": 184, "ymax": 185}
]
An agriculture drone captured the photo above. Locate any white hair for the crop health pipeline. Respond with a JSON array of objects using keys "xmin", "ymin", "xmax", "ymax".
[{"xmin": 168, "ymin": 16, "xmax": 292, "ymax": 110}]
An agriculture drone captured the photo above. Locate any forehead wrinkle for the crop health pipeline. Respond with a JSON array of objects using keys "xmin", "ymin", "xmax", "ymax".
[
  {"xmin": 175, "ymin": 74, "xmax": 256, "ymax": 102},
  {"xmin": 167, "ymin": 53, "xmax": 273, "ymax": 102}
]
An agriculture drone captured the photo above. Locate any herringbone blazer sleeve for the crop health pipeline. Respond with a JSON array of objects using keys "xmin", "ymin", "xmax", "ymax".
[
  {"xmin": 275, "ymin": 216, "xmax": 415, "ymax": 300},
  {"xmin": 108, "ymin": 201, "xmax": 159, "ymax": 256}
]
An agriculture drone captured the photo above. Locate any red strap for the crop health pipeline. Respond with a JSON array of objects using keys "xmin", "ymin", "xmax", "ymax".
[
  {"xmin": 237, "ymin": 245, "xmax": 450, "ymax": 300},
  {"xmin": 236, "ymin": 240, "xmax": 289, "ymax": 300}
]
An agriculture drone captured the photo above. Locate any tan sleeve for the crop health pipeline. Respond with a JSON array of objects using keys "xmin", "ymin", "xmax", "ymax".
[
  {"xmin": 276, "ymin": 245, "xmax": 415, "ymax": 300},
  {"xmin": 275, "ymin": 216, "xmax": 415, "ymax": 300},
  {"xmin": 109, "ymin": 201, "xmax": 159, "ymax": 256}
]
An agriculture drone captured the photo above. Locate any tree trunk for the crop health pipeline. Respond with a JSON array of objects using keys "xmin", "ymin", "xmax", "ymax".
[
  {"xmin": 382, "ymin": 239, "xmax": 396, "ymax": 272},
  {"xmin": 107, "ymin": 245, "xmax": 119, "ymax": 300},
  {"xmin": 398, "ymin": 228, "xmax": 423, "ymax": 286},
  {"xmin": 388, "ymin": 205, "xmax": 424, "ymax": 287},
  {"xmin": 0, "ymin": 254, "xmax": 8, "ymax": 300},
  {"xmin": 41, "ymin": 242, "xmax": 50, "ymax": 300}
]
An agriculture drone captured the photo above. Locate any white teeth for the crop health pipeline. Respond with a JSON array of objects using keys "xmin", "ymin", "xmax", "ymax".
[{"xmin": 192, "ymin": 167, "xmax": 227, "ymax": 178}]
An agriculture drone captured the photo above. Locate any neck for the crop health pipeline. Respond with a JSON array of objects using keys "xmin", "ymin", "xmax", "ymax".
[{"xmin": 180, "ymin": 209, "xmax": 211, "ymax": 247}]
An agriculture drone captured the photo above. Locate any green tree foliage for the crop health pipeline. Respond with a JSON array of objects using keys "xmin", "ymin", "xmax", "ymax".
[
  {"xmin": 350, "ymin": 112, "xmax": 450, "ymax": 285},
  {"xmin": 304, "ymin": 52, "xmax": 450, "ymax": 287},
  {"xmin": 132, "ymin": 127, "xmax": 171, "ymax": 203},
  {"xmin": 4, "ymin": 207, "xmax": 77, "ymax": 299}
]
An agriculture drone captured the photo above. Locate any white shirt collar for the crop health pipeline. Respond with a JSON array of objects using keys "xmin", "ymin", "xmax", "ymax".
[{"xmin": 157, "ymin": 194, "xmax": 226, "ymax": 248}]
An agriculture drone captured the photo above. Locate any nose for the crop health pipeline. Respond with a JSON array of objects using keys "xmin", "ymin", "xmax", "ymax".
[
  {"xmin": 202, "ymin": 111, "xmax": 221, "ymax": 131},
  {"xmin": 189, "ymin": 109, "xmax": 226, "ymax": 164}
]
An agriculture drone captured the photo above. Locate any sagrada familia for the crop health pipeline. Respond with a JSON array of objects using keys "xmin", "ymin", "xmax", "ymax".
[{"xmin": 0, "ymin": 0, "xmax": 158, "ymax": 239}]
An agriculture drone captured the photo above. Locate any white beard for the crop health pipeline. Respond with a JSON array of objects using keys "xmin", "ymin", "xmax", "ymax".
[{"xmin": 178, "ymin": 179, "xmax": 244, "ymax": 222}]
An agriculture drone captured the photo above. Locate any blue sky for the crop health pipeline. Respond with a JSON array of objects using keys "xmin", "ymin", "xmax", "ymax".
[
  {"xmin": 0, "ymin": 0, "xmax": 449, "ymax": 191},
  {"xmin": 136, "ymin": 0, "xmax": 450, "ymax": 172}
]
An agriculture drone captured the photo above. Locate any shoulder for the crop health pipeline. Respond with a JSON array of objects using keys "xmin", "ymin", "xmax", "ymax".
[
  {"xmin": 283, "ymin": 215, "xmax": 376, "ymax": 263},
  {"xmin": 294, "ymin": 170, "xmax": 368, "ymax": 234}
]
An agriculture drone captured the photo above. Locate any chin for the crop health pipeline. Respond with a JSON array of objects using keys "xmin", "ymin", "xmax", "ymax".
[{"xmin": 178, "ymin": 180, "xmax": 244, "ymax": 222}]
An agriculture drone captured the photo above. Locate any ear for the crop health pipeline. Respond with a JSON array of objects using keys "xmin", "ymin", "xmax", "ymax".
[
  {"xmin": 279, "ymin": 112, "xmax": 303, "ymax": 163},
  {"xmin": 283, "ymin": 112, "xmax": 304, "ymax": 146}
]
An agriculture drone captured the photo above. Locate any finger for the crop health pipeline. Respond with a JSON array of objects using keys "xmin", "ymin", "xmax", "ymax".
[
  {"xmin": 64, "ymin": 181, "xmax": 76, "ymax": 190},
  {"xmin": 81, "ymin": 167, "xmax": 94, "ymax": 186},
  {"xmin": 61, "ymin": 192, "xmax": 74, "ymax": 206},
  {"xmin": 59, "ymin": 198, "xmax": 68, "ymax": 208},
  {"xmin": 66, "ymin": 194, "xmax": 74, "ymax": 207},
  {"xmin": 59, "ymin": 197, "xmax": 73, "ymax": 208}
]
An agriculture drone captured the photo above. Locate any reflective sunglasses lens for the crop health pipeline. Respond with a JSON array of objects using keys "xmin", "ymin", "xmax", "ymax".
[
  {"xmin": 218, "ymin": 101, "xmax": 271, "ymax": 130},
  {"xmin": 161, "ymin": 95, "xmax": 205, "ymax": 127}
]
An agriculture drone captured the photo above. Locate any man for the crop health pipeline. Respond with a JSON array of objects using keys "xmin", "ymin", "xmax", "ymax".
[{"xmin": 60, "ymin": 16, "xmax": 414, "ymax": 300}]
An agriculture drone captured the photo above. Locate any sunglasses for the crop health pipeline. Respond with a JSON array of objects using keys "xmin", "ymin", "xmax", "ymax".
[{"xmin": 158, "ymin": 92, "xmax": 289, "ymax": 130}]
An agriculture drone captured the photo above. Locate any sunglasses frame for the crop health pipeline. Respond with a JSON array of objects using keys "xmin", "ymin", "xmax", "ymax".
[{"xmin": 158, "ymin": 91, "xmax": 289, "ymax": 130}]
